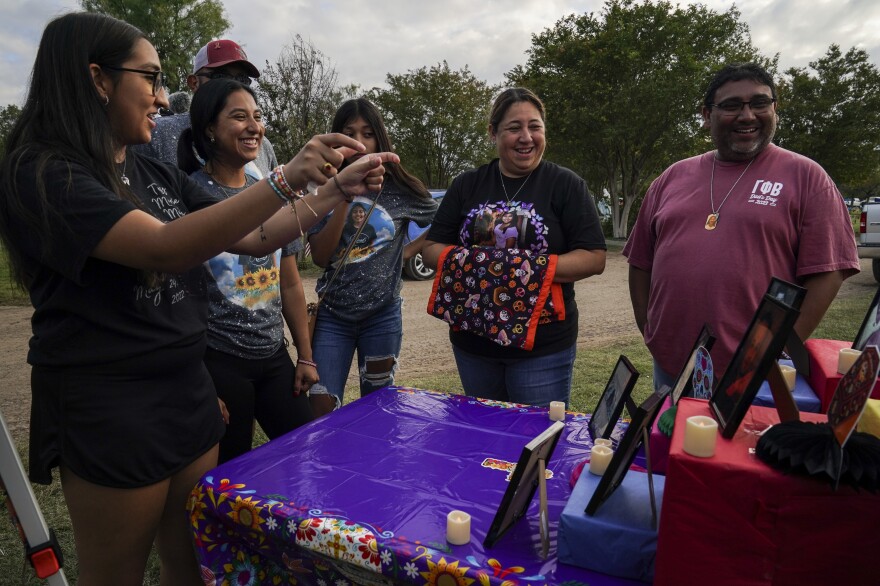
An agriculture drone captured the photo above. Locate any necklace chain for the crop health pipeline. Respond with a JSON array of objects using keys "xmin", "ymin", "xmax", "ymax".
[
  {"xmin": 499, "ymin": 164, "xmax": 533, "ymax": 203},
  {"xmin": 706, "ymin": 153, "xmax": 755, "ymax": 230},
  {"xmin": 120, "ymin": 157, "xmax": 129, "ymax": 186}
]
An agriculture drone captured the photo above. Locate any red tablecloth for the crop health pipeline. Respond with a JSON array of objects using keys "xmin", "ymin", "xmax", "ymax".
[
  {"xmin": 655, "ymin": 399, "xmax": 878, "ymax": 586},
  {"xmin": 806, "ymin": 338, "xmax": 880, "ymax": 412}
]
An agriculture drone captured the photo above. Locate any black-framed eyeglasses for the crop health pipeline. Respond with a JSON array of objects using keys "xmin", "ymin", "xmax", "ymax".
[
  {"xmin": 710, "ymin": 97, "xmax": 777, "ymax": 115},
  {"xmin": 100, "ymin": 65, "xmax": 166, "ymax": 96},
  {"xmin": 196, "ymin": 70, "xmax": 253, "ymax": 86}
]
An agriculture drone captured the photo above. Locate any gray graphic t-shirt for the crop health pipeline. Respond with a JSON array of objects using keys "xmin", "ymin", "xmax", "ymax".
[
  {"xmin": 191, "ymin": 170, "xmax": 301, "ymax": 358},
  {"xmin": 309, "ymin": 176, "xmax": 437, "ymax": 321}
]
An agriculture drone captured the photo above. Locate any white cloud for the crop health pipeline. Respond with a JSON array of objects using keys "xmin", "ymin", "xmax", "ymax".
[{"xmin": 1, "ymin": 0, "xmax": 878, "ymax": 107}]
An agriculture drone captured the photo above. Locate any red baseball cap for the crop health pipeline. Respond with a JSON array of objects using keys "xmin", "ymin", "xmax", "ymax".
[{"xmin": 192, "ymin": 40, "xmax": 260, "ymax": 78}]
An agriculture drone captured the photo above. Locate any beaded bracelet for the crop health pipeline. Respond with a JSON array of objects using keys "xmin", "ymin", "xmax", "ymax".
[
  {"xmin": 297, "ymin": 358, "xmax": 318, "ymax": 368},
  {"xmin": 267, "ymin": 165, "xmax": 296, "ymax": 202}
]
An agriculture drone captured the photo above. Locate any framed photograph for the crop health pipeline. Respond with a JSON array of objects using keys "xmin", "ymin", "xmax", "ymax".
[
  {"xmin": 828, "ymin": 345, "xmax": 880, "ymax": 447},
  {"xmin": 585, "ymin": 388, "xmax": 670, "ymax": 516},
  {"xmin": 483, "ymin": 420, "xmax": 565, "ymax": 548},
  {"xmin": 588, "ymin": 356, "xmax": 639, "ymax": 442},
  {"xmin": 669, "ymin": 324, "xmax": 716, "ymax": 405},
  {"xmin": 766, "ymin": 277, "xmax": 807, "ymax": 310},
  {"xmin": 852, "ymin": 287, "xmax": 880, "ymax": 351},
  {"xmin": 710, "ymin": 295, "xmax": 800, "ymax": 439}
]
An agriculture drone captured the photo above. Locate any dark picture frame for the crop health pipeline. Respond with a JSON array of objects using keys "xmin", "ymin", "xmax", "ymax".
[
  {"xmin": 585, "ymin": 388, "xmax": 670, "ymax": 516},
  {"xmin": 852, "ymin": 287, "xmax": 880, "ymax": 352},
  {"xmin": 669, "ymin": 324, "xmax": 716, "ymax": 405},
  {"xmin": 766, "ymin": 277, "xmax": 807, "ymax": 311},
  {"xmin": 483, "ymin": 421, "xmax": 565, "ymax": 549},
  {"xmin": 710, "ymin": 295, "xmax": 800, "ymax": 439},
  {"xmin": 588, "ymin": 356, "xmax": 639, "ymax": 441}
]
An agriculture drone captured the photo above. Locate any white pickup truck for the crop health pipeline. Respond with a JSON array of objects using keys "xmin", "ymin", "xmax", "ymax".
[{"xmin": 858, "ymin": 202, "xmax": 880, "ymax": 282}]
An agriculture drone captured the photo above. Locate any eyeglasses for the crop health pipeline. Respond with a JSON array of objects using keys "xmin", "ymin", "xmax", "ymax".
[
  {"xmin": 710, "ymin": 98, "xmax": 777, "ymax": 115},
  {"xmin": 100, "ymin": 65, "xmax": 166, "ymax": 96},
  {"xmin": 196, "ymin": 70, "xmax": 253, "ymax": 86}
]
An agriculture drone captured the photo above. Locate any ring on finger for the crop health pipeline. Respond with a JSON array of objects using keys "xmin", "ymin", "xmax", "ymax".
[{"xmin": 323, "ymin": 162, "xmax": 335, "ymax": 173}]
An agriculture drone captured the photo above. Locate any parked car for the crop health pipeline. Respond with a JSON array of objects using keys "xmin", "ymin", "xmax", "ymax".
[
  {"xmin": 857, "ymin": 201, "xmax": 880, "ymax": 282},
  {"xmin": 403, "ymin": 189, "xmax": 445, "ymax": 280}
]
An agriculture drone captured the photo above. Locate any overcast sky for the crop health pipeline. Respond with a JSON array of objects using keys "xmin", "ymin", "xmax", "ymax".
[{"xmin": 2, "ymin": 0, "xmax": 879, "ymax": 107}]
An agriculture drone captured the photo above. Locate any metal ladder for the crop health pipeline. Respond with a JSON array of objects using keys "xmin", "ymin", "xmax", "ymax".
[{"xmin": 0, "ymin": 411, "xmax": 68, "ymax": 584}]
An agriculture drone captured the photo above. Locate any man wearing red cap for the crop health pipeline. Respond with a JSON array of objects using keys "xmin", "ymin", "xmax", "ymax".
[{"xmin": 132, "ymin": 39, "xmax": 277, "ymax": 177}]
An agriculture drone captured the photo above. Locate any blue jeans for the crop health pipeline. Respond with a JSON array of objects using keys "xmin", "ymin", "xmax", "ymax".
[
  {"xmin": 310, "ymin": 299, "xmax": 403, "ymax": 404},
  {"xmin": 452, "ymin": 344, "xmax": 577, "ymax": 407},
  {"xmin": 653, "ymin": 362, "xmax": 676, "ymax": 392}
]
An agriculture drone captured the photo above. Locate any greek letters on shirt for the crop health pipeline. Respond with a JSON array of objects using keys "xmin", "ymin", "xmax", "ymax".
[{"xmin": 747, "ymin": 179, "xmax": 785, "ymax": 207}]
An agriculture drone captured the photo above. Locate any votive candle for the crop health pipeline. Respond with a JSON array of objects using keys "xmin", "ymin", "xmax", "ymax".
[
  {"xmin": 549, "ymin": 401, "xmax": 566, "ymax": 421},
  {"xmin": 589, "ymin": 445, "xmax": 614, "ymax": 475},
  {"xmin": 779, "ymin": 364, "xmax": 796, "ymax": 390},
  {"xmin": 446, "ymin": 510, "xmax": 471, "ymax": 545},
  {"xmin": 594, "ymin": 438, "xmax": 613, "ymax": 448},
  {"xmin": 683, "ymin": 415, "xmax": 718, "ymax": 458},
  {"xmin": 838, "ymin": 348, "xmax": 862, "ymax": 374}
]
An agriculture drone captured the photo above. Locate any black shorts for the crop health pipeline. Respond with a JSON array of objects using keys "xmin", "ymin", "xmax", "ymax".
[{"xmin": 29, "ymin": 349, "xmax": 225, "ymax": 488}]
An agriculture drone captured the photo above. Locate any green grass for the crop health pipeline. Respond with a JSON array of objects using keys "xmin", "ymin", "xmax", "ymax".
[{"xmin": 1, "ymin": 285, "xmax": 875, "ymax": 584}]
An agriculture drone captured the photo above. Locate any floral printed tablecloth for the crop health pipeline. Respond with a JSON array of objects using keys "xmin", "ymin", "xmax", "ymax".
[{"xmin": 189, "ymin": 387, "xmax": 645, "ymax": 586}]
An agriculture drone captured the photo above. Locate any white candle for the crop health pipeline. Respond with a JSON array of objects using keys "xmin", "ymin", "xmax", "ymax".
[
  {"xmin": 594, "ymin": 438, "xmax": 613, "ymax": 448},
  {"xmin": 838, "ymin": 348, "xmax": 862, "ymax": 374},
  {"xmin": 549, "ymin": 401, "xmax": 565, "ymax": 421},
  {"xmin": 683, "ymin": 415, "xmax": 718, "ymax": 458},
  {"xmin": 446, "ymin": 510, "xmax": 471, "ymax": 545},
  {"xmin": 779, "ymin": 364, "xmax": 796, "ymax": 390},
  {"xmin": 589, "ymin": 445, "xmax": 614, "ymax": 475}
]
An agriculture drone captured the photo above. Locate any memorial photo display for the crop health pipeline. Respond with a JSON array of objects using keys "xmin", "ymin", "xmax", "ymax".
[
  {"xmin": 585, "ymin": 387, "xmax": 670, "ymax": 516},
  {"xmin": 852, "ymin": 287, "xmax": 880, "ymax": 352},
  {"xmin": 670, "ymin": 324, "xmax": 716, "ymax": 405},
  {"xmin": 710, "ymin": 294, "xmax": 800, "ymax": 439},
  {"xmin": 483, "ymin": 420, "xmax": 565, "ymax": 548},
  {"xmin": 588, "ymin": 356, "xmax": 639, "ymax": 442}
]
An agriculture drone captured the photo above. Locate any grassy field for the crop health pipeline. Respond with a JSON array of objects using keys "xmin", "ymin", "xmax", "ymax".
[{"xmin": 0, "ymin": 284, "xmax": 873, "ymax": 584}]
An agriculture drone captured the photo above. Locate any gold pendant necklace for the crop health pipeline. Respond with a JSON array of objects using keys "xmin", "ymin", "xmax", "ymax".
[{"xmin": 707, "ymin": 153, "xmax": 755, "ymax": 231}]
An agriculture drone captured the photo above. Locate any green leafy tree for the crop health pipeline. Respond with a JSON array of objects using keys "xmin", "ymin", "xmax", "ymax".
[
  {"xmin": 370, "ymin": 62, "xmax": 497, "ymax": 189},
  {"xmin": 255, "ymin": 35, "xmax": 354, "ymax": 163},
  {"xmin": 0, "ymin": 104, "xmax": 22, "ymax": 156},
  {"xmin": 775, "ymin": 45, "xmax": 880, "ymax": 190},
  {"xmin": 509, "ymin": 0, "xmax": 768, "ymax": 237},
  {"xmin": 80, "ymin": 0, "xmax": 230, "ymax": 91}
]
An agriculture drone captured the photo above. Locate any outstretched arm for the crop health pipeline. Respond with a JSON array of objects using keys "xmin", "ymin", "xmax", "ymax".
[{"xmin": 94, "ymin": 136, "xmax": 399, "ymax": 272}]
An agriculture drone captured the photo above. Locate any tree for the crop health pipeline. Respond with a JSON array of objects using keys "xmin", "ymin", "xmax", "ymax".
[
  {"xmin": 0, "ymin": 104, "xmax": 22, "ymax": 156},
  {"xmin": 775, "ymin": 45, "xmax": 880, "ymax": 190},
  {"xmin": 508, "ymin": 0, "xmax": 768, "ymax": 238},
  {"xmin": 255, "ymin": 35, "xmax": 354, "ymax": 163},
  {"xmin": 80, "ymin": 0, "xmax": 229, "ymax": 91},
  {"xmin": 370, "ymin": 62, "xmax": 497, "ymax": 188}
]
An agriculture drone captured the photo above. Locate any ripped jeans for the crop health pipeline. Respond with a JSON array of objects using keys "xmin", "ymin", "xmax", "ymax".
[{"xmin": 308, "ymin": 298, "xmax": 402, "ymax": 404}]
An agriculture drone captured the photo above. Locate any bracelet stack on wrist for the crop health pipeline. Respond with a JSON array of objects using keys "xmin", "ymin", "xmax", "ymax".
[
  {"xmin": 332, "ymin": 175, "xmax": 354, "ymax": 203},
  {"xmin": 267, "ymin": 165, "xmax": 298, "ymax": 203},
  {"xmin": 297, "ymin": 358, "xmax": 318, "ymax": 368}
]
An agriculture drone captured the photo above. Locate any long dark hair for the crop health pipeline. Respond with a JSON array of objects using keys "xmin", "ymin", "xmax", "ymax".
[
  {"xmin": 177, "ymin": 79, "xmax": 257, "ymax": 174},
  {"xmin": 0, "ymin": 12, "xmax": 145, "ymax": 288},
  {"xmin": 331, "ymin": 98, "xmax": 429, "ymax": 199}
]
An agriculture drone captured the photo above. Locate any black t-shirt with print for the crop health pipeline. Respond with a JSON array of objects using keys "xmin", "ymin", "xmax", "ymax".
[
  {"xmin": 427, "ymin": 159, "xmax": 606, "ymax": 358},
  {"xmin": 12, "ymin": 152, "xmax": 217, "ymax": 368}
]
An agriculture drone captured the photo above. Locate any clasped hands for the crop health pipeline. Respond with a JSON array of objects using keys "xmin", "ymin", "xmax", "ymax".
[{"xmin": 283, "ymin": 133, "xmax": 399, "ymax": 199}]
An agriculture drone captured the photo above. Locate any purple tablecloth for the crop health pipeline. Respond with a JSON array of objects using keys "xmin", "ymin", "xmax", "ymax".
[{"xmin": 189, "ymin": 386, "xmax": 644, "ymax": 586}]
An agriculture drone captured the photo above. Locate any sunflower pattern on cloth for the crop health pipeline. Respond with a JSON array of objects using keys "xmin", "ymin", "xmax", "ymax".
[{"xmin": 427, "ymin": 245, "xmax": 560, "ymax": 351}]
